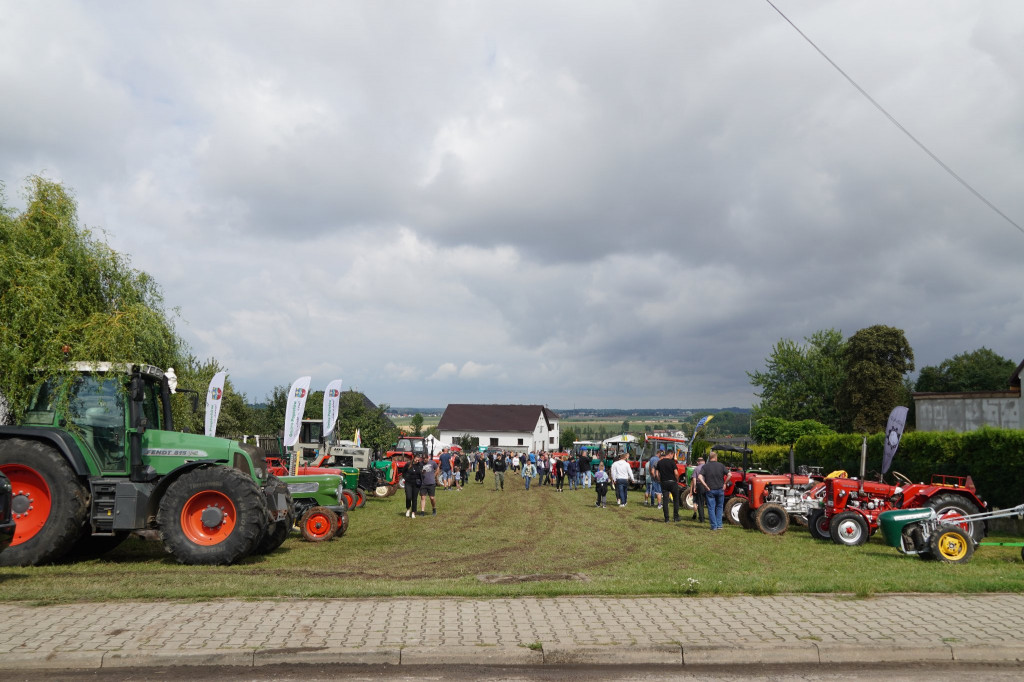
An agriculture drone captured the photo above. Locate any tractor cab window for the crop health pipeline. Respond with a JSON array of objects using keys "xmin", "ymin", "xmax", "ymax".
[
  {"xmin": 67, "ymin": 375, "xmax": 127, "ymax": 473},
  {"xmin": 24, "ymin": 380, "xmax": 58, "ymax": 425},
  {"xmin": 411, "ymin": 439, "xmax": 426, "ymax": 456},
  {"xmin": 300, "ymin": 421, "xmax": 324, "ymax": 445},
  {"xmin": 140, "ymin": 377, "xmax": 163, "ymax": 430},
  {"xmin": 395, "ymin": 438, "xmax": 412, "ymax": 452}
]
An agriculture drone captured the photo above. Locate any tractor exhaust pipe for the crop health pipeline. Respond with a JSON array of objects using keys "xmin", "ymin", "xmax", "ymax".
[
  {"xmin": 789, "ymin": 445, "xmax": 795, "ymax": 484},
  {"xmin": 859, "ymin": 436, "xmax": 867, "ymax": 494}
]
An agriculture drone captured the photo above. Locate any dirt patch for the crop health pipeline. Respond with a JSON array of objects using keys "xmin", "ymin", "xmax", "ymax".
[{"xmin": 476, "ymin": 573, "xmax": 589, "ymax": 584}]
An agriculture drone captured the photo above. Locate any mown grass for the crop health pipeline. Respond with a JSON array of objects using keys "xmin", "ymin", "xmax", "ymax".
[{"xmin": 1, "ymin": 473, "xmax": 1021, "ymax": 604}]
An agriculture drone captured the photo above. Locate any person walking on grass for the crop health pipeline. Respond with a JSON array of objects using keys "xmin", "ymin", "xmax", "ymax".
[
  {"xmin": 645, "ymin": 451, "xmax": 661, "ymax": 509},
  {"xmin": 522, "ymin": 458, "xmax": 537, "ymax": 491},
  {"xmin": 697, "ymin": 449, "xmax": 729, "ymax": 530},
  {"xmin": 419, "ymin": 451, "xmax": 438, "ymax": 515},
  {"xmin": 439, "ymin": 447, "xmax": 452, "ymax": 490},
  {"xmin": 475, "ymin": 452, "xmax": 486, "ymax": 484},
  {"xmin": 553, "ymin": 455, "xmax": 565, "ymax": 492},
  {"xmin": 403, "ymin": 454, "xmax": 423, "ymax": 518},
  {"xmin": 567, "ymin": 456, "xmax": 578, "ymax": 491},
  {"xmin": 610, "ymin": 453, "xmax": 635, "ymax": 507},
  {"xmin": 492, "ymin": 450, "xmax": 507, "ymax": 490},
  {"xmin": 654, "ymin": 449, "xmax": 682, "ymax": 523},
  {"xmin": 594, "ymin": 462, "xmax": 610, "ymax": 508}
]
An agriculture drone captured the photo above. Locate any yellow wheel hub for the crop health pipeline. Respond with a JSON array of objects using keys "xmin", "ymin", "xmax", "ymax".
[{"xmin": 937, "ymin": 532, "xmax": 968, "ymax": 561}]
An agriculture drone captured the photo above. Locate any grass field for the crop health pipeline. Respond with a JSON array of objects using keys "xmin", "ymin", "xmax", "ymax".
[{"xmin": 1, "ymin": 473, "xmax": 1021, "ymax": 605}]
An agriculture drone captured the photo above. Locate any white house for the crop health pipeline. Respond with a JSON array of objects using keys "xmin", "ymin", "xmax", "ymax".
[{"xmin": 437, "ymin": 404, "xmax": 560, "ymax": 453}]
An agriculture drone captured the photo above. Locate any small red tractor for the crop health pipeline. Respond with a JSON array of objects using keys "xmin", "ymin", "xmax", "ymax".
[
  {"xmin": 820, "ymin": 472, "xmax": 986, "ymax": 546},
  {"xmin": 734, "ymin": 470, "xmax": 830, "ymax": 535}
]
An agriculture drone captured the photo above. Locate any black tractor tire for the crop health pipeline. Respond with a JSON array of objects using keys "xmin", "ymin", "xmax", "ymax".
[
  {"xmin": 0, "ymin": 438, "xmax": 89, "ymax": 567},
  {"xmin": 807, "ymin": 509, "xmax": 831, "ymax": 541},
  {"xmin": 681, "ymin": 486, "xmax": 695, "ymax": 511},
  {"xmin": 925, "ymin": 493, "xmax": 983, "ymax": 542},
  {"xmin": 354, "ymin": 489, "xmax": 366, "ymax": 509},
  {"xmin": 738, "ymin": 500, "xmax": 756, "ymax": 530},
  {"xmin": 334, "ymin": 510, "xmax": 350, "ymax": 538},
  {"xmin": 830, "ymin": 511, "xmax": 869, "ymax": 546},
  {"xmin": 253, "ymin": 475, "xmax": 294, "ymax": 555},
  {"xmin": 157, "ymin": 466, "xmax": 268, "ymax": 565},
  {"xmin": 299, "ymin": 506, "xmax": 338, "ymax": 542},
  {"xmin": 755, "ymin": 503, "xmax": 790, "ymax": 535},
  {"xmin": 724, "ymin": 496, "xmax": 746, "ymax": 526},
  {"xmin": 340, "ymin": 488, "xmax": 356, "ymax": 511},
  {"xmin": 929, "ymin": 524, "xmax": 975, "ymax": 564}
]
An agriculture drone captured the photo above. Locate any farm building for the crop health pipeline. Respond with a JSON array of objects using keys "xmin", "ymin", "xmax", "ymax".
[
  {"xmin": 913, "ymin": 358, "xmax": 1024, "ymax": 432},
  {"xmin": 437, "ymin": 404, "xmax": 560, "ymax": 453}
]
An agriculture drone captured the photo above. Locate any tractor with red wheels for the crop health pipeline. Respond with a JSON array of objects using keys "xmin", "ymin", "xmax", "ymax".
[
  {"xmin": 820, "ymin": 472, "xmax": 986, "ymax": 546},
  {"xmin": 0, "ymin": 363, "xmax": 293, "ymax": 566}
]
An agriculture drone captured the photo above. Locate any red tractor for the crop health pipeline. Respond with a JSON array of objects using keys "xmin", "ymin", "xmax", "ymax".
[
  {"xmin": 819, "ymin": 473, "xmax": 986, "ymax": 546},
  {"xmin": 384, "ymin": 436, "xmax": 430, "ymax": 488},
  {"xmin": 734, "ymin": 470, "xmax": 829, "ymax": 535}
]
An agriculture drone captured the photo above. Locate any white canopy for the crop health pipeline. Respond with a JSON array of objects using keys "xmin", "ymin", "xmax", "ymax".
[{"xmin": 602, "ymin": 434, "xmax": 638, "ymax": 445}]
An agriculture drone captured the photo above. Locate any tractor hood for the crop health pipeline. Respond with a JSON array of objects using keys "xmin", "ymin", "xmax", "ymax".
[{"xmin": 142, "ymin": 431, "xmax": 264, "ymax": 481}]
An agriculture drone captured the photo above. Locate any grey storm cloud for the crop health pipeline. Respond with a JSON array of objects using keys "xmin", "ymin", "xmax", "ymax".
[{"xmin": 1, "ymin": 1, "xmax": 1022, "ymax": 409}]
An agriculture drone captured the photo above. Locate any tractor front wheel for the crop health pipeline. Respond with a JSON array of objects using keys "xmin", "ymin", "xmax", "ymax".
[
  {"xmin": 158, "ymin": 467, "xmax": 267, "ymax": 565},
  {"xmin": 373, "ymin": 485, "xmax": 391, "ymax": 498},
  {"xmin": 340, "ymin": 488, "xmax": 356, "ymax": 510},
  {"xmin": 807, "ymin": 509, "xmax": 830, "ymax": 541},
  {"xmin": 930, "ymin": 524, "xmax": 975, "ymax": 564},
  {"xmin": 354, "ymin": 489, "xmax": 366, "ymax": 509},
  {"xmin": 0, "ymin": 439, "xmax": 88, "ymax": 567},
  {"xmin": 334, "ymin": 510, "xmax": 350, "ymax": 538},
  {"xmin": 300, "ymin": 506, "xmax": 337, "ymax": 542},
  {"xmin": 830, "ymin": 511, "xmax": 868, "ymax": 546},
  {"xmin": 755, "ymin": 503, "xmax": 789, "ymax": 535},
  {"xmin": 681, "ymin": 487, "xmax": 695, "ymax": 511}
]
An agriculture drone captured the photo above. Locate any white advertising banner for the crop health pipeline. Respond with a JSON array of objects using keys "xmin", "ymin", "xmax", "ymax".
[
  {"xmin": 323, "ymin": 378, "xmax": 343, "ymax": 438},
  {"xmin": 283, "ymin": 376, "xmax": 312, "ymax": 448},
  {"xmin": 204, "ymin": 371, "xmax": 228, "ymax": 437}
]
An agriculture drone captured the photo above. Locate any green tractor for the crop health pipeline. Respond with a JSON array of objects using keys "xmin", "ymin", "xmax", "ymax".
[{"xmin": 0, "ymin": 363, "xmax": 293, "ymax": 566}]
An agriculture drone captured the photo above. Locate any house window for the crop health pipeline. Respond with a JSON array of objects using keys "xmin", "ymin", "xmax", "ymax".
[
  {"xmin": 549, "ymin": 437, "xmax": 555, "ymax": 444},
  {"xmin": 490, "ymin": 437, "xmax": 499, "ymax": 446},
  {"xmin": 517, "ymin": 438, "xmax": 523, "ymax": 446}
]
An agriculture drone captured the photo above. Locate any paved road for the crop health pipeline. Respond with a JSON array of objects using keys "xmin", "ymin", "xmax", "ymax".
[{"xmin": 2, "ymin": 594, "xmax": 1023, "ymax": 672}]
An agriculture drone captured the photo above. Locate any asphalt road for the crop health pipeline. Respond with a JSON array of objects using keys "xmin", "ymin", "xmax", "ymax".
[{"xmin": 9, "ymin": 662, "xmax": 1024, "ymax": 682}]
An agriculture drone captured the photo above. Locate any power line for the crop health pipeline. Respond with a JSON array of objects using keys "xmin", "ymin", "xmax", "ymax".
[{"xmin": 764, "ymin": 0, "xmax": 1024, "ymax": 236}]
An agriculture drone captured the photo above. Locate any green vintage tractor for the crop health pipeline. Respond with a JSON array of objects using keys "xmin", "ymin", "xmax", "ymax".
[{"xmin": 0, "ymin": 363, "xmax": 292, "ymax": 566}]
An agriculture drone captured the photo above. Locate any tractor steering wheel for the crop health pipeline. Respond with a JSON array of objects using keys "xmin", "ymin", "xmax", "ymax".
[{"xmin": 892, "ymin": 470, "xmax": 912, "ymax": 486}]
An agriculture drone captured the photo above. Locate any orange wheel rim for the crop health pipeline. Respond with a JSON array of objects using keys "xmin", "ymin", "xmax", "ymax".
[
  {"xmin": 1, "ymin": 464, "xmax": 52, "ymax": 546},
  {"xmin": 180, "ymin": 490, "xmax": 237, "ymax": 545},
  {"xmin": 305, "ymin": 512, "xmax": 333, "ymax": 539}
]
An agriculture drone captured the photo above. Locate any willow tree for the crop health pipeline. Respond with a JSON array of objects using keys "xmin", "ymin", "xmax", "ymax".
[{"xmin": 0, "ymin": 176, "xmax": 185, "ymax": 421}]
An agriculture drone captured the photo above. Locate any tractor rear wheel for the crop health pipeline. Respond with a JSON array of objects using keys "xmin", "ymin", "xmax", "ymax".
[
  {"xmin": 354, "ymin": 489, "xmax": 366, "ymax": 509},
  {"xmin": 929, "ymin": 524, "xmax": 975, "ymax": 564},
  {"xmin": 253, "ymin": 475, "xmax": 294, "ymax": 555},
  {"xmin": 681, "ymin": 487, "xmax": 695, "ymax": 511},
  {"xmin": 755, "ymin": 503, "xmax": 789, "ymax": 535},
  {"xmin": 737, "ymin": 500, "xmax": 756, "ymax": 530},
  {"xmin": 807, "ymin": 509, "xmax": 830, "ymax": 541},
  {"xmin": 158, "ymin": 466, "xmax": 267, "ymax": 565},
  {"xmin": 300, "ymin": 506, "xmax": 337, "ymax": 542},
  {"xmin": 0, "ymin": 439, "xmax": 88, "ymax": 567},
  {"xmin": 340, "ymin": 488, "xmax": 356, "ymax": 510},
  {"xmin": 334, "ymin": 510, "xmax": 350, "ymax": 538},
  {"xmin": 830, "ymin": 511, "xmax": 868, "ymax": 546},
  {"xmin": 925, "ymin": 494, "xmax": 983, "ymax": 542},
  {"xmin": 724, "ymin": 496, "xmax": 746, "ymax": 526}
]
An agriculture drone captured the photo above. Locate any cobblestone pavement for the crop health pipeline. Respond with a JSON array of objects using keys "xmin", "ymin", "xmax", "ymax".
[{"xmin": 1, "ymin": 594, "xmax": 1023, "ymax": 669}]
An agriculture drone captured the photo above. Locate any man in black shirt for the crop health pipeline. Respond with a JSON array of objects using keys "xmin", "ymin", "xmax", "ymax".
[
  {"xmin": 492, "ymin": 451, "xmax": 507, "ymax": 490},
  {"xmin": 654, "ymin": 451, "xmax": 683, "ymax": 522},
  {"xmin": 697, "ymin": 450, "xmax": 729, "ymax": 530}
]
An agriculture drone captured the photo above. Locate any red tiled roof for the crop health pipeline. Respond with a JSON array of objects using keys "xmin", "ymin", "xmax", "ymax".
[{"xmin": 437, "ymin": 404, "xmax": 559, "ymax": 432}]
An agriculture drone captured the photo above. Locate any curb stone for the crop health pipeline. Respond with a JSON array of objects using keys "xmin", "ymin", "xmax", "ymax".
[
  {"xmin": 684, "ymin": 643, "xmax": 819, "ymax": 665},
  {"xmin": 254, "ymin": 647, "xmax": 400, "ymax": 666},
  {"xmin": 102, "ymin": 649, "xmax": 255, "ymax": 668},
  {"xmin": 2, "ymin": 651, "xmax": 105, "ymax": 670},
  {"xmin": 542, "ymin": 644, "xmax": 682, "ymax": 665},
  {"xmin": 952, "ymin": 644, "xmax": 1024, "ymax": 662},
  {"xmin": 402, "ymin": 645, "xmax": 542, "ymax": 665},
  {"xmin": 815, "ymin": 643, "xmax": 952, "ymax": 664}
]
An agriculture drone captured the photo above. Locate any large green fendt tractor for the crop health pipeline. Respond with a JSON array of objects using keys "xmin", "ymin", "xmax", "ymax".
[{"xmin": 0, "ymin": 363, "xmax": 292, "ymax": 566}]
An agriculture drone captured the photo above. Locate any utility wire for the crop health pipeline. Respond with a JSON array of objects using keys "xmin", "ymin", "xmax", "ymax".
[{"xmin": 764, "ymin": 0, "xmax": 1024, "ymax": 236}]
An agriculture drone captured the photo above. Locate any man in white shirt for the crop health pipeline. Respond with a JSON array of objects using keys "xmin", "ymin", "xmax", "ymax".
[{"xmin": 610, "ymin": 453, "xmax": 635, "ymax": 507}]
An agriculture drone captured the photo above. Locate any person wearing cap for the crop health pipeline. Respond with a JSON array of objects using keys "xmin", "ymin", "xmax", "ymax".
[{"xmin": 691, "ymin": 455, "xmax": 707, "ymax": 523}]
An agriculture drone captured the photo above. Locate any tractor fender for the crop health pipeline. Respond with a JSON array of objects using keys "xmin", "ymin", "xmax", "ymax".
[
  {"xmin": 145, "ymin": 461, "xmax": 227, "ymax": 520},
  {"xmin": 0, "ymin": 427, "xmax": 92, "ymax": 477}
]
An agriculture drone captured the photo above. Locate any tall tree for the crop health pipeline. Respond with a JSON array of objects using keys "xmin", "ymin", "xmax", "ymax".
[
  {"xmin": 0, "ymin": 176, "xmax": 185, "ymax": 421},
  {"xmin": 410, "ymin": 413, "xmax": 424, "ymax": 436},
  {"xmin": 914, "ymin": 347, "xmax": 1017, "ymax": 393},
  {"xmin": 838, "ymin": 325, "xmax": 914, "ymax": 432},
  {"xmin": 747, "ymin": 329, "xmax": 846, "ymax": 430}
]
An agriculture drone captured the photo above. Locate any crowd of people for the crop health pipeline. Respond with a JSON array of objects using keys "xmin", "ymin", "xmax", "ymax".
[{"xmin": 396, "ymin": 445, "xmax": 732, "ymax": 529}]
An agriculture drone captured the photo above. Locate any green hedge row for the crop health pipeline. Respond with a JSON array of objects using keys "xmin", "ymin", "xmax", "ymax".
[{"xmin": 712, "ymin": 430, "xmax": 1024, "ymax": 509}]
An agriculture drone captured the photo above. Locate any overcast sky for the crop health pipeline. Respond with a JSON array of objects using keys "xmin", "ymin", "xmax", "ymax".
[{"xmin": 2, "ymin": 1, "xmax": 1022, "ymax": 409}]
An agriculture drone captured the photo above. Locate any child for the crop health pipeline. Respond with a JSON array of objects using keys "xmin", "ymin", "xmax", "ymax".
[{"xmin": 594, "ymin": 463, "xmax": 610, "ymax": 508}]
